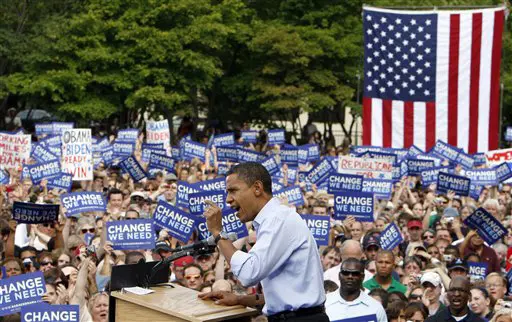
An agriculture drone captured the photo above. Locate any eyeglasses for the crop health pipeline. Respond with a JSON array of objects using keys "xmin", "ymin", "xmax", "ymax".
[
  {"xmin": 41, "ymin": 223, "xmax": 54, "ymax": 228},
  {"xmin": 409, "ymin": 294, "xmax": 422, "ymax": 300},
  {"xmin": 185, "ymin": 274, "xmax": 201, "ymax": 280},
  {"xmin": 125, "ymin": 217, "xmax": 138, "ymax": 220},
  {"xmin": 81, "ymin": 228, "xmax": 96, "ymax": 234},
  {"xmin": 486, "ymin": 283, "xmax": 504, "ymax": 289},
  {"xmin": 340, "ymin": 270, "xmax": 363, "ymax": 277},
  {"xmin": 40, "ymin": 261, "xmax": 53, "ymax": 266},
  {"xmin": 423, "ymin": 235, "xmax": 434, "ymax": 239}
]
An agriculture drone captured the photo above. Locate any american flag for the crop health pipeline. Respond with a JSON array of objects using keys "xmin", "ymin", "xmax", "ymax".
[{"xmin": 362, "ymin": 6, "xmax": 505, "ymax": 153}]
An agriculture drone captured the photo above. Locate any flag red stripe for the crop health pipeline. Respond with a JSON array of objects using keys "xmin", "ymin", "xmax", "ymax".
[
  {"xmin": 426, "ymin": 102, "xmax": 436, "ymax": 150},
  {"xmin": 468, "ymin": 13, "xmax": 482, "ymax": 154},
  {"xmin": 363, "ymin": 97, "xmax": 372, "ymax": 145},
  {"xmin": 382, "ymin": 100, "xmax": 392, "ymax": 147},
  {"xmin": 404, "ymin": 101, "xmax": 414, "ymax": 148},
  {"xmin": 489, "ymin": 10, "xmax": 504, "ymax": 151},
  {"xmin": 448, "ymin": 14, "xmax": 460, "ymax": 147}
]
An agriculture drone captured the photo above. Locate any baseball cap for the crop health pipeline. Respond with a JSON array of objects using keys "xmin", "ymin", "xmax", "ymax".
[
  {"xmin": 153, "ymin": 241, "xmax": 172, "ymax": 253},
  {"xmin": 407, "ymin": 219, "xmax": 423, "ymax": 229},
  {"xmin": 165, "ymin": 173, "xmax": 178, "ymax": 182},
  {"xmin": 447, "ymin": 258, "xmax": 468, "ymax": 271},
  {"xmin": 130, "ymin": 191, "xmax": 146, "ymax": 199},
  {"xmin": 443, "ymin": 207, "xmax": 459, "ymax": 218},
  {"xmin": 421, "ymin": 271, "xmax": 442, "ymax": 287},
  {"xmin": 363, "ymin": 235, "xmax": 381, "ymax": 250},
  {"xmin": 173, "ymin": 256, "xmax": 194, "ymax": 267}
]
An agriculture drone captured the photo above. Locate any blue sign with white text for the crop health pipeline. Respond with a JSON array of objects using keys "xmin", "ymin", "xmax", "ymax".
[
  {"xmin": 0, "ymin": 272, "xmax": 46, "ymax": 316},
  {"xmin": 437, "ymin": 172, "xmax": 471, "ymax": 196},
  {"xmin": 188, "ymin": 190, "xmax": 227, "ymax": 216},
  {"xmin": 12, "ymin": 202, "xmax": 59, "ymax": 224},
  {"xmin": 467, "ymin": 261, "xmax": 488, "ymax": 281},
  {"xmin": 267, "ymin": 129, "xmax": 285, "ymax": 145},
  {"xmin": 176, "ymin": 181, "xmax": 203, "ymax": 209},
  {"xmin": 379, "ymin": 222, "xmax": 403, "ymax": 250},
  {"xmin": 274, "ymin": 186, "xmax": 305, "ymax": 206},
  {"xmin": 464, "ymin": 207, "xmax": 507, "ymax": 245},
  {"xmin": 113, "ymin": 140, "xmax": 135, "ymax": 157},
  {"xmin": 21, "ymin": 303, "xmax": 79, "ymax": 322},
  {"xmin": 334, "ymin": 191, "xmax": 374, "ymax": 222},
  {"xmin": 406, "ymin": 158, "xmax": 435, "ymax": 176},
  {"xmin": 306, "ymin": 158, "xmax": 334, "ymax": 184},
  {"xmin": 195, "ymin": 209, "xmax": 248, "ymax": 240},
  {"xmin": 261, "ymin": 155, "xmax": 280, "ymax": 176},
  {"xmin": 117, "ymin": 129, "xmax": 139, "ymax": 142},
  {"xmin": 60, "ymin": 192, "xmax": 107, "ymax": 217},
  {"xmin": 212, "ymin": 133, "xmax": 235, "ymax": 147},
  {"xmin": 216, "ymin": 146, "xmax": 238, "ymax": 162},
  {"xmin": 181, "ymin": 141, "xmax": 206, "ymax": 162},
  {"xmin": 153, "ymin": 200, "xmax": 196, "ymax": 243},
  {"xmin": 301, "ymin": 214, "xmax": 330, "ymax": 246},
  {"xmin": 495, "ymin": 163, "xmax": 512, "ymax": 183},
  {"xmin": 280, "ymin": 145, "xmax": 298, "ymax": 166},
  {"xmin": 196, "ymin": 178, "xmax": 226, "ymax": 192},
  {"xmin": 148, "ymin": 153, "xmax": 175, "ymax": 172},
  {"xmin": 327, "ymin": 174, "xmax": 364, "ymax": 193},
  {"xmin": 430, "ymin": 140, "xmax": 460, "ymax": 162},
  {"xmin": 237, "ymin": 148, "xmax": 264, "ymax": 163},
  {"xmin": 31, "ymin": 144, "xmax": 58, "ymax": 163},
  {"xmin": 361, "ymin": 179, "xmax": 393, "ymax": 199},
  {"xmin": 106, "ymin": 219, "xmax": 155, "ymax": 250},
  {"xmin": 421, "ymin": 166, "xmax": 451, "ymax": 185},
  {"xmin": 241, "ymin": 130, "xmax": 258, "ymax": 144},
  {"xmin": 119, "ymin": 156, "xmax": 147, "ymax": 182},
  {"xmin": 28, "ymin": 160, "xmax": 61, "ymax": 184},
  {"xmin": 460, "ymin": 168, "xmax": 498, "ymax": 186},
  {"xmin": 0, "ymin": 170, "xmax": 9, "ymax": 185}
]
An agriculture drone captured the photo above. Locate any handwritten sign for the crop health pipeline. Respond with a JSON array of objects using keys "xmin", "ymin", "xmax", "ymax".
[
  {"xmin": 338, "ymin": 156, "xmax": 393, "ymax": 179},
  {"xmin": 146, "ymin": 120, "xmax": 170, "ymax": 154},
  {"xmin": 0, "ymin": 133, "xmax": 31, "ymax": 169},
  {"xmin": 61, "ymin": 129, "xmax": 92, "ymax": 181}
]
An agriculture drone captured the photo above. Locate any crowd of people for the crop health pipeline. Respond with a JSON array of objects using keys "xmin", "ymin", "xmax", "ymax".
[{"xmin": 1, "ymin": 123, "xmax": 512, "ymax": 322}]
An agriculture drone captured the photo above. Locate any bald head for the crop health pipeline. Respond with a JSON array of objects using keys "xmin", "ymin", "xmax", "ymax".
[
  {"xmin": 340, "ymin": 240, "xmax": 363, "ymax": 261},
  {"xmin": 449, "ymin": 276, "xmax": 470, "ymax": 292}
]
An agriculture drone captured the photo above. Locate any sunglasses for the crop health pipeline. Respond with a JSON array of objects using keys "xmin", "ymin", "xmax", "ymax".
[
  {"xmin": 184, "ymin": 274, "xmax": 201, "ymax": 280},
  {"xmin": 41, "ymin": 223, "xmax": 54, "ymax": 228},
  {"xmin": 81, "ymin": 228, "xmax": 96, "ymax": 234},
  {"xmin": 40, "ymin": 261, "xmax": 53, "ymax": 266},
  {"xmin": 409, "ymin": 294, "xmax": 422, "ymax": 300},
  {"xmin": 423, "ymin": 235, "xmax": 434, "ymax": 239},
  {"xmin": 340, "ymin": 270, "xmax": 363, "ymax": 277}
]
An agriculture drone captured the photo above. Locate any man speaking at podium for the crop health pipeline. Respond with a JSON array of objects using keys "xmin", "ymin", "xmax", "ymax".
[{"xmin": 200, "ymin": 162, "xmax": 328, "ymax": 322}]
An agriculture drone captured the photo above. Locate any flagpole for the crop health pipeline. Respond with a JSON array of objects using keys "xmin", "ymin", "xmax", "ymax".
[{"xmin": 500, "ymin": 82, "xmax": 504, "ymax": 148}]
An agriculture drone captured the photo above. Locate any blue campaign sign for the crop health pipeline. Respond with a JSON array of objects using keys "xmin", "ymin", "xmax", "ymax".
[
  {"xmin": 437, "ymin": 172, "xmax": 471, "ymax": 196},
  {"xmin": 196, "ymin": 178, "xmax": 226, "ymax": 192},
  {"xmin": 241, "ymin": 130, "xmax": 258, "ymax": 144},
  {"xmin": 469, "ymin": 184, "xmax": 483, "ymax": 200},
  {"xmin": 35, "ymin": 123, "xmax": 53, "ymax": 136},
  {"xmin": 280, "ymin": 145, "xmax": 298, "ymax": 166},
  {"xmin": 119, "ymin": 156, "xmax": 147, "ymax": 182},
  {"xmin": 153, "ymin": 200, "xmax": 196, "ymax": 243},
  {"xmin": 21, "ymin": 166, "xmax": 30, "ymax": 181},
  {"xmin": 508, "ymin": 269, "xmax": 512, "ymax": 296},
  {"xmin": 406, "ymin": 158, "xmax": 435, "ymax": 176},
  {"xmin": 237, "ymin": 147, "xmax": 264, "ymax": 163},
  {"xmin": 261, "ymin": 155, "xmax": 280, "ymax": 176},
  {"xmin": 188, "ymin": 191, "xmax": 226, "ymax": 216},
  {"xmin": 21, "ymin": 303, "xmax": 79, "ymax": 322},
  {"xmin": 213, "ymin": 133, "xmax": 235, "ymax": 147},
  {"xmin": 331, "ymin": 314, "xmax": 378, "ymax": 322},
  {"xmin": 306, "ymin": 158, "xmax": 334, "ymax": 184},
  {"xmin": 113, "ymin": 140, "xmax": 135, "ymax": 157},
  {"xmin": 171, "ymin": 146, "xmax": 181, "ymax": 161},
  {"xmin": 267, "ymin": 129, "xmax": 285, "ymax": 145},
  {"xmin": 506, "ymin": 126, "xmax": 512, "ymax": 142},
  {"xmin": 334, "ymin": 191, "xmax": 374, "ymax": 222},
  {"xmin": 301, "ymin": 214, "xmax": 330, "ymax": 246},
  {"xmin": 421, "ymin": 166, "xmax": 451, "ymax": 185},
  {"xmin": 327, "ymin": 174, "xmax": 364, "ymax": 193},
  {"xmin": 386, "ymin": 148, "xmax": 409, "ymax": 162},
  {"xmin": 102, "ymin": 146, "xmax": 114, "ymax": 166},
  {"xmin": 27, "ymin": 160, "xmax": 61, "ymax": 184},
  {"xmin": 460, "ymin": 168, "xmax": 498, "ymax": 186},
  {"xmin": 148, "ymin": 153, "xmax": 175, "ymax": 172},
  {"xmin": 31, "ymin": 144, "xmax": 58, "ymax": 163},
  {"xmin": 141, "ymin": 143, "xmax": 165, "ymax": 163},
  {"xmin": 106, "ymin": 219, "xmax": 155, "ymax": 250},
  {"xmin": 195, "ymin": 209, "xmax": 248, "ymax": 240},
  {"xmin": 360, "ymin": 151, "xmax": 398, "ymax": 165},
  {"xmin": 12, "ymin": 202, "xmax": 59, "ymax": 224},
  {"xmin": 473, "ymin": 153, "xmax": 487, "ymax": 166},
  {"xmin": 60, "ymin": 192, "xmax": 107, "ymax": 217},
  {"xmin": 456, "ymin": 150, "xmax": 475, "ymax": 169},
  {"xmin": 392, "ymin": 161, "xmax": 403, "ymax": 183},
  {"xmin": 467, "ymin": 261, "xmax": 488, "ymax": 281},
  {"xmin": 272, "ymin": 181, "xmax": 284, "ymax": 192},
  {"xmin": 298, "ymin": 144, "xmax": 320, "ymax": 163},
  {"xmin": 0, "ymin": 272, "xmax": 46, "ymax": 316},
  {"xmin": 181, "ymin": 140, "xmax": 206, "ymax": 162},
  {"xmin": 287, "ymin": 167, "xmax": 298, "ymax": 184},
  {"xmin": 379, "ymin": 222, "xmax": 403, "ymax": 250},
  {"xmin": 495, "ymin": 163, "xmax": 512, "ymax": 183},
  {"xmin": 216, "ymin": 146, "xmax": 238, "ymax": 162},
  {"xmin": 464, "ymin": 207, "xmax": 507, "ymax": 245},
  {"xmin": 430, "ymin": 140, "xmax": 460, "ymax": 162},
  {"xmin": 0, "ymin": 170, "xmax": 9, "ymax": 185},
  {"xmin": 361, "ymin": 179, "xmax": 393, "ymax": 199},
  {"xmin": 274, "ymin": 186, "xmax": 305, "ymax": 206},
  {"xmin": 52, "ymin": 122, "xmax": 74, "ymax": 135},
  {"xmin": 117, "ymin": 128, "xmax": 139, "ymax": 142},
  {"xmin": 351, "ymin": 145, "xmax": 384, "ymax": 154},
  {"xmin": 176, "ymin": 181, "xmax": 204, "ymax": 208},
  {"xmin": 297, "ymin": 146, "xmax": 308, "ymax": 164}
]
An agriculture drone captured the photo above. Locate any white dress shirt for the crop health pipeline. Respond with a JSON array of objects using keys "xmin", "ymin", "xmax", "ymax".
[
  {"xmin": 324, "ymin": 263, "xmax": 373, "ymax": 287},
  {"xmin": 325, "ymin": 290, "xmax": 388, "ymax": 322},
  {"xmin": 230, "ymin": 198, "xmax": 326, "ymax": 315}
]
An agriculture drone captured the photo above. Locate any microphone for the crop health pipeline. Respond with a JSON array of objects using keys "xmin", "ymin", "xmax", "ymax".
[{"xmin": 171, "ymin": 233, "xmax": 238, "ymax": 252}]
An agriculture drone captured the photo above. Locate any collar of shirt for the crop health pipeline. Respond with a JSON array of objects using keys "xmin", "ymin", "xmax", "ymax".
[
  {"xmin": 364, "ymin": 277, "xmax": 407, "ymax": 294},
  {"xmin": 325, "ymin": 291, "xmax": 369, "ymax": 308},
  {"xmin": 252, "ymin": 198, "xmax": 280, "ymax": 233}
]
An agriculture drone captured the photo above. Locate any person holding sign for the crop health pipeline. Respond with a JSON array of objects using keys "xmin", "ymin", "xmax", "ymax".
[
  {"xmin": 200, "ymin": 162, "xmax": 328, "ymax": 321},
  {"xmin": 459, "ymin": 231, "xmax": 500, "ymax": 274}
]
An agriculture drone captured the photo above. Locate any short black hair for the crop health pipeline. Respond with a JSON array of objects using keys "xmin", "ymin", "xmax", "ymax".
[
  {"xmin": 340, "ymin": 257, "xmax": 364, "ymax": 272},
  {"xmin": 108, "ymin": 188, "xmax": 123, "ymax": 199},
  {"xmin": 227, "ymin": 162, "xmax": 273, "ymax": 195}
]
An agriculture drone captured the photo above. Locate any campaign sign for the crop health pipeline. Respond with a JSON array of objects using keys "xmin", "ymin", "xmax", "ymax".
[
  {"xmin": 331, "ymin": 315, "xmax": 378, "ymax": 322},
  {"xmin": 212, "ymin": 133, "xmax": 235, "ymax": 147},
  {"xmin": 460, "ymin": 168, "xmax": 498, "ymax": 186},
  {"xmin": 153, "ymin": 201, "xmax": 195, "ymax": 243},
  {"xmin": 406, "ymin": 158, "xmax": 435, "ymax": 176},
  {"xmin": 508, "ymin": 269, "xmax": 512, "ymax": 296},
  {"xmin": 467, "ymin": 261, "xmax": 488, "ymax": 281},
  {"xmin": 473, "ymin": 153, "xmax": 487, "ymax": 166},
  {"xmin": 216, "ymin": 146, "xmax": 238, "ymax": 162},
  {"xmin": 195, "ymin": 209, "xmax": 248, "ymax": 240},
  {"xmin": 102, "ymin": 146, "xmax": 114, "ymax": 166},
  {"xmin": 112, "ymin": 140, "xmax": 135, "ymax": 158},
  {"xmin": 141, "ymin": 143, "xmax": 165, "ymax": 163},
  {"xmin": 31, "ymin": 144, "xmax": 58, "ymax": 163},
  {"xmin": 421, "ymin": 166, "xmax": 451, "ymax": 185},
  {"xmin": 146, "ymin": 120, "xmax": 170, "ymax": 154},
  {"xmin": 171, "ymin": 146, "xmax": 181, "ymax": 161},
  {"xmin": 119, "ymin": 156, "xmax": 147, "ymax": 182},
  {"xmin": 241, "ymin": 130, "xmax": 258, "ymax": 144},
  {"xmin": 430, "ymin": 140, "xmax": 459, "ymax": 162},
  {"xmin": 117, "ymin": 129, "xmax": 139, "ymax": 142},
  {"xmin": 334, "ymin": 191, "xmax": 374, "ymax": 222},
  {"xmin": 267, "ymin": 129, "xmax": 285, "ymax": 145},
  {"xmin": 274, "ymin": 186, "xmax": 305, "ymax": 206},
  {"xmin": 301, "ymin": 214, "xmax": 330, "ymax": 246},
  {"xmin": 148, "ymin": 153, "xmax": 175, "ymax": 172},
  {"xmin": 287, "ymin": 167, "xmax": 298, "ymax": 184},
  {"xmin": 61, "ymin": 129, "xmax": 93, "ymax": 181},
  {"xmin": 351, "ymin": 145, "xmax": 384, "ymax": 155},
  {"xmin": 0, "ymin": 133, "xmax": 31, "ymax": 169},
  {"xmin": 28, "ymin": 160, "xmax": 61, "ymax": 185},
  {"xmin": 181, "ymin": 141, "xmax": 206, "ymax": 162},
  {"xmin": 306, "ymin": 158, "xmax": 334, "ymax": 184},
  {"xmin": 61, "ymin": 192, "xmax": 106, "ymax": 217},
  {"xmin": 361, "ymin": 179, "xmax": 393, "ymax": 199},
  {"xmin": 469, "ymin": 184, "xmax": 483, "ymax": 200},
  {"xmin": 360, "ymin": 151, "xmax": 397, "ymax": 165},
  {"xmin": 21, "ymin": 303, "xmax": 79, "ymax": 322},
  {"xmin": 52, "ymin": 122, "xmax": 74, "ymax": 135},
  {"xmin": 272, "ymin": 181, "xmax": 284, "ymax": 192},
  {"xmin": 35, "ymin": 123, "xmax": 53, "ymax": 136},
  {"xmin": 0, "ymin": 169, "xmax": 9, "ymax": 184},
  {"xmin": 464, "ymin": 207, "xmax": 507, "ymax": 245},
  {"xmin": 506, "ymin": 126, "xmax": 512, "ymax": 142},
  {"xmin": 327, "ymin": 174, "xmax": 364, "ymax": 193},
  {"xmin": 12, "ymin": 202, "xmax": 59, "ymax": 224},
  {"xmin": 379, "ymin": 222, "xmax": 403, "ymax": 250},
  {"xmin": 456, "ymin": 150, "xmax": 475, "ymax": 169},
  {"xmin": 338, "ymin": 156, "xmax": 393, "ymax": 179},
  {"xmin": 237, "ymin": 148, "xmax": 264, "ymax": 163},
  {"xmin": 106, "ymin": 219, "xmax": 155, "ymax": 250},
  {"xmin": 485, "ymin": 148, "xmax": 512, "ymax": 167},
  {"xmin": 495, "ymin": 163, "xmax": 512, "ymax": 183},
  {"xmin": 176, "ymin": 181, "xmax": 203, "ymax": 208},
  {"xmin": 298, "ymin": 144, "xmax": 320, "ymax": 163},
  {"xmin": 437, "ymin": 172, "xmax": 471, "ymax": 196},
  {"xmin": 197, "ymin": 178, "xmax": 226, "ymax": 192},
  {"xmin": 188, "ymin": 191, "xmax": 226, "ymax": 216},
  {"xmin": 0, "ymin": 272, "xmax": 45, "ymax": 316},
  {"xmin": 261, "ymin": 155, "xmax": 280, "ymax": 176},
  {"xmin": 280, "ymin": 145, "xmax": 298, "ymax": 166}
]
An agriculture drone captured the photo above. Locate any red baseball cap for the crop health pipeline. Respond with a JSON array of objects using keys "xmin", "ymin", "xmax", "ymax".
[
  {"xmin": 407, "ymin": 219, "xmax": 423, "ymax": 229},
  {"xmin": 173, "ymin": 256, "xmax": 194, "ymax": 267}
]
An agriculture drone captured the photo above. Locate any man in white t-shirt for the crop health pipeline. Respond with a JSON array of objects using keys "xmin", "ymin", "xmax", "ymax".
[{"xmin": 324, "ymin": 240, "xmax": 373, "ymax": 287}]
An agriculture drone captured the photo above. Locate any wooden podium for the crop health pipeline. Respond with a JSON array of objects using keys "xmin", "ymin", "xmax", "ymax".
[{"xmin": 111, "ymin": 283, "xmax": 258, "ymax": 322}]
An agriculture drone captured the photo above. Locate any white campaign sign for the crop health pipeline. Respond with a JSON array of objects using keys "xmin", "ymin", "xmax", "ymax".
[
  {"xmin": 61, "ymin": 129, "xmax": 93, "ymax": 181},
  {"xmin": 146, "ymin": 120, "xmax": 171, "ymax": 155},
  {"xmin": 485, "ymin": 148, "xmax": 512, "ymax": 167},
  {"xmin": 0, "ymin": 133, "xmax": 31, "ymax": 169},
  {"xmin": 338, "ymin": 156, "xmax": 393, "ymax": 179}
]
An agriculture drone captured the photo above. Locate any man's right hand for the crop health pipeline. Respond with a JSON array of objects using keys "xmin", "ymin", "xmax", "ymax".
[{"xmin": 198, "ymin": 291, "xmax": 239, "ymax": 306}]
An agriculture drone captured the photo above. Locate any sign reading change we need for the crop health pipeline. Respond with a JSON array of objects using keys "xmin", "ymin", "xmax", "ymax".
[
  {"xmin": 0, "ymin": 272, "xmax": 46, "ymax": 316},
  {"xmin": 106, "ymin": 219, "xmax": 155, "ymax": 250},
  {"xmin": 60, "ymin": 192, "xmax": 106, "ymax": 217},
  {"xmin": 153, "ymin": 201, "xmax": 196, "ymax": 243},
  {"xmin": 334, "ymin": 191, "xmax": 374, "ymax": 222}
]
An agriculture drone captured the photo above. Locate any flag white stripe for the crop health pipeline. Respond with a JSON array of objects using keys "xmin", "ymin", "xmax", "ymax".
[
  {"xmin": 435, "ymin": 13, "xmax": 451, "ymax": 144},
  {"xmin": 477, "ymin": 11, "xmax": 494, "ymax": 152},
  {"xmin": 391, "ymin": 101, "xmax": 404, "ymax": 148},
  {"xmin": 371, "ymin": 99, "xmax": 383, "ymax": 147},
  {"xmin": 457, "ymin": 13, "xmax": 472, "ymax": 153},
  {"xmin": 413, "ymin": 102, "xmax": 427, "ymax": 150}
]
